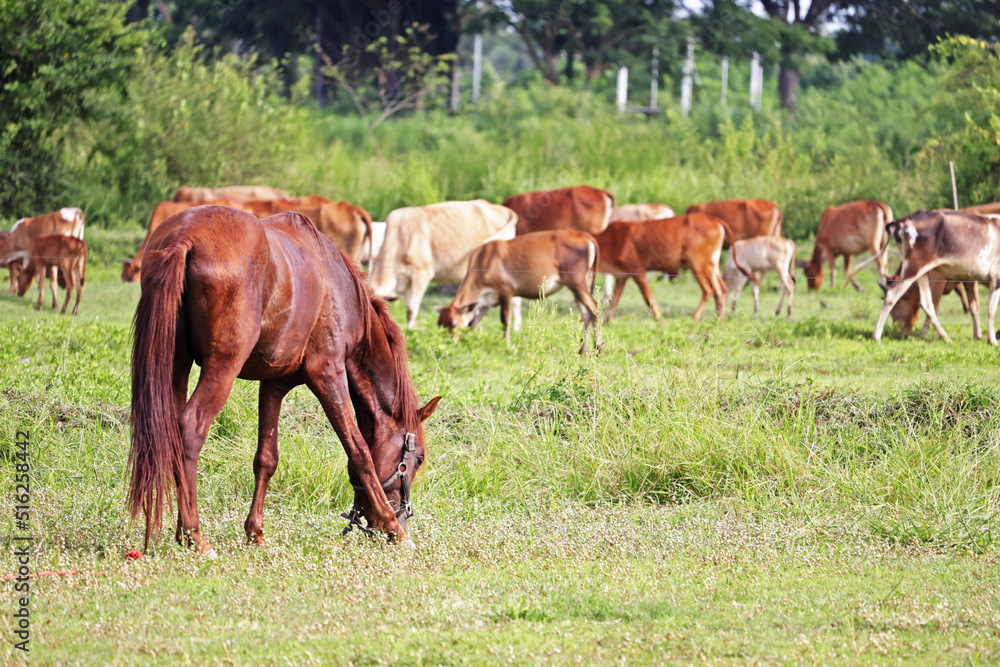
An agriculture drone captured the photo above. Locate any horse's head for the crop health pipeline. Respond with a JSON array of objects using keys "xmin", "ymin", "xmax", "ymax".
[{"xmin": 346, "ymin": 395, "xmax": 440, "ymax": 542}]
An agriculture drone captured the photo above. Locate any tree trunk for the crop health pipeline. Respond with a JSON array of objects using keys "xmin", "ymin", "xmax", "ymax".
[{"xmin": 778, "ymin": 62, "xmax": 800, "ymax": 114}]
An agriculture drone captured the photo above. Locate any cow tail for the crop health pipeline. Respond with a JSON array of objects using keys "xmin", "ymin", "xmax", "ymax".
[
  {"xmin": 129, "ymin": 239, "xmax": 190, "ymax": 552},
  {"xmin": 721, "ymin": 221, "xmax": 758, "ymax": 285},
  {"xmin": 769, "ymin": 208, "xmax": 783, "ymax": 237},
  {"xmin": 360, "ymin": 207, "xmax": 373, "ymax": 265}
]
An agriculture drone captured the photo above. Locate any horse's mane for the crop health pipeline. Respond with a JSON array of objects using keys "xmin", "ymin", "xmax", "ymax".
[{"xmin": 337, "ymin": 247, "xmax": 421, "ymax": 434}]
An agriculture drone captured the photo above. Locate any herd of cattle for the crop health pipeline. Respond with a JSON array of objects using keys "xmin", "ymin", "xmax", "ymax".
[{"xmin": 3, "ymin": 183, "xmax": 1000, "ymax": 348}]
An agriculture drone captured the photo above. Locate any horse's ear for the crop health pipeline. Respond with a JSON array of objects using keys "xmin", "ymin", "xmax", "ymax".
[{"xmin": 419, "ymin": 396, "xmax": 441, "ymax": 422}]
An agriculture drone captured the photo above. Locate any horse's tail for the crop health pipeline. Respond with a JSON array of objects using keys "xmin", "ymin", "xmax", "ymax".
[{"xmin": 129, "ymin": 239, "xmax": 190, "ymax": 551}]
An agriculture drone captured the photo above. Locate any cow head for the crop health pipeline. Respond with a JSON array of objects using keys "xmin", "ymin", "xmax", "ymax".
[
  {"xmin": 121, "ymin": 260, "xmax": 140, "ymax": 282},
  {"xmin": 436, "ymin": 301, "xmax": 487, "ymax": 332},
  {"xmin": 15, "ymin": 261, "xmax": 36, "ymax": 296},
  {"xmin": 797, "ymin": 258, "xmax": 823, "ymax": 290}
]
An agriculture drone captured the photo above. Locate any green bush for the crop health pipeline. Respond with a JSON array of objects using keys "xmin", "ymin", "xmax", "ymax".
[
  {"xmin": 64, "ymin": 27, "xmax": 300, "ymax": 228},
  {"xmin": 0, "ymin": 0, "xmax": 147, "ymax": 217}
]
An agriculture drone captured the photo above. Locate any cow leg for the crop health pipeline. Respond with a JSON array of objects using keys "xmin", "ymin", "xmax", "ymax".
[
  {"xmin": 987, "ymin": 281, "xmax": 1000, "ymax": 346},
  {"xmin": 843, "ymin": 255, "xmax": 863, "ymax": 291},
  {"xmin": 751, "ymin": 273, "xmax": 761, "ymax": 315},
  {"xmin": 568, "ymin": 284, "xmax": 601, "ymax": 355},
  {"xmin": 691, "ymin": 273, "xmax": 715, "ymax": 322},
  {"xmin": 968, "ymin": 283, "xmax": 982, "ymax": 340},
  {"xmin": 603, "ymin": 275, "xmax": 615, "ymax": 304},
  {"xmin": 49, "ymin": 266, "xmax": 59, "ymax": 310},
  {"xmin": 729, "ymin": 274, "xmax": 747, "ymax": 312},
  {"xmin": 499, "ymin": 293, "xmax": 514, "ymax": 347},
  {"xmin": 633, "ymin": 274, "xmax": 662, "ymax": 320},
  {"xmin": 60, "ymin": 265, "xmax": 74, "ymax": 315},
  {"xmin": 712, "ymin": 273, "xmax": 727, "ymax": 320},
  {"xmin": 829, "ymin": 256, "xmax": 837, "ymax": 290},
  {"xmin": 917, "ymin": 274, "xmax": 951, "ymax": 342},
  {"xmin": 71, "ymin": 262, "xmax": 84, "ymax": 317},
  {"xmin": 957, "ymin": 282, "xmax": 971, "ymax": 314},
  {"xmin": 512, "ymin": 297, "xmax": 523, "ymax": 332},
  {"xmin": 605, "ymin": 276, "xmax": 630, "ymax": 324},
  {"xmin": 245, "ymin": 380, "xmax": 292, "ymax": 545},
  {"xmin": 874, "ymin": 275, "xmax": 921, "ymax": 341},
  {"xmin": 403, "ymin": 270, "xmax": 433, "ymax": 328}
]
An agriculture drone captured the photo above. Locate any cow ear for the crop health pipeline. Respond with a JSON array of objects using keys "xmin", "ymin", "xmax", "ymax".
[
  {"xmin": 460, "ymin": 302, "xmax": 477, "ymax": 314},
  {"xmin": 419, "ymin": 396, "xmax": 441, "ymax": 423}
]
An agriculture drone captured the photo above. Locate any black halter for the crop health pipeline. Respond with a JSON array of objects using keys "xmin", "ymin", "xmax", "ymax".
[{"xmin": 341, "ymin": 432, "xmax": 417, "ymax": 536}]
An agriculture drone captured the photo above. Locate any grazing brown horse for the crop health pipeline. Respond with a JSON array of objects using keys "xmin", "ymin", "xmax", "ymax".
[{"xmin": 130, "ymin": 206, "xmax": 440, "ymax": 553}]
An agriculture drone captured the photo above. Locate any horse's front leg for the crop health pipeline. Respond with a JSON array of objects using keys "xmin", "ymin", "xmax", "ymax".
[
  {"xmin": 244, "ymin": 380, "xmax": 292, "ymax": 545},
  {"xmin": 306, "ymin": 367, "xmax": 404, "ymax": 542}
]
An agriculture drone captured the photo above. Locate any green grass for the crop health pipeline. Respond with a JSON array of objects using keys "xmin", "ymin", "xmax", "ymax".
[{"xmin": 1, "ymin": 230, "xmax": 999, "ymax": 664}]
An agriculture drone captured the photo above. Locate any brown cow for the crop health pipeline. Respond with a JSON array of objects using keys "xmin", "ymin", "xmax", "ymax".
[
  {"xmin": 873, "ymin": 210, "xmax": 1000, "ymax": 344},
  {"xmin": 2, "ymin": 208, "xmax": 85, "ymax": 293},
  {"xmin": 173, "ymin": 185, "xmax": 290, "ymax": 203},
  {"xmin": 16, "ymin": 235, "xmax": 87, "ymax": 316},
  {"xmin": 887, "ymin": 268, "xmax": 972, "ymax": 337},
  {"xmin": 122, "ymin": 199, "xmax": 249, "ymax": 282},
  {"xmin": 594, "ymin": 214, "xmax": 754, "ymax": 323},
  {"xmin": 503, "ymin": 185, "xmax": 615, "ymax": 236},
  {"xmin": 799, "ymin": 200, "xmax": 893, "ymax": 291},
  {"xmin": 684, "ymin": 199, "xmax": 782, "ymax": 248},
  {"xmin": 436, "ymin": 230, "xmax": 601, "ymax": 354}
]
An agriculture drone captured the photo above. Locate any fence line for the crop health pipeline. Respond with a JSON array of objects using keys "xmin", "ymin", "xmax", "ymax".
[{"xmin": 2, "ymin": 255, "xmax": 988, "ymax": 286}]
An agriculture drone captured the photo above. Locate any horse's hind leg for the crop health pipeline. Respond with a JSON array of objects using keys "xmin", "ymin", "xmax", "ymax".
[
  {"xmin": 175, "ymin": 362, "xmax": 244, "ymax": 553},
  {"xmin": 245, "ymin": 380, "xmax": 292, "ymax": 545}
]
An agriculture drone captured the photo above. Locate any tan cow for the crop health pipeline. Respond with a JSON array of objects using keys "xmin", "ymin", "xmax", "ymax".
[
  {"xmin": 2, "ymin": 208, "xmax": 85, "ymax": 293},
  {"xmin": 122, "ymin": 199, "xmax": 250, "ymax": 282},
  {"xmin": 368, "ymin": 200, "xmax": 518, "ymax": 328},
  {"xmin": 684, "ymin": 199, "xmax": 782, "ymax": 247},
  {"xmin": 594, "ymin": 215, "xmax": 754, "ymax": 322},
  {"xmin": 16, "ymin": 235, "xmax": 87, "ymax": 316},
  {"xmin": 611, "ymin": 203, "xmax": 675, "ymax": 222},
  {"xmin": 800, "ymin": 200, "xmax": 893, "ymax": 291},
  {"xmin": 503, "ymin": 185, "xmax": 615, "ymax": 235},
  {"xmin": 873, "ymin": 210, "xmax": 1000, "ymax": 344},
  {"xmin": 436, "ymin": 230, "xmax": 602, "ymax": 354},
  {"xmin": 173, "ymin": 185, "xmax": 290, "ymax": 203},
  {"xmin": 723, "ymin": 236, "xmax": 796, "ymax": 317},
  {"xmin": 962, "ymin": 202, "xmax": 1000, "ymax": 216},
  {"xmin": 231, "ymin": 198, "xmax": 370, "ymax": 260}
]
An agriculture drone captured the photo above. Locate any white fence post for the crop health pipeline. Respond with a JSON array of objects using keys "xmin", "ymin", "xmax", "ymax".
[
  {"xmin": 616, "ymin": 66, "xmax": 629, "ymax": 114},
  {"xmin": 750, "ymin": 51, "xmax": 762, "ymax": 112},
  {"xmin": 472, "ymin": 33, "xmax": 483, "ymax": 108},
  {"xmin": 720, "ymin": 55, "xmax": 729, "ymax": 108},
  {"xmin": 650, "ymin": 48, "xmax": 659, "ymax": 111},
  {"xmin": 681, "ymin": 38, "xmax": 694, "ymax": 117}
]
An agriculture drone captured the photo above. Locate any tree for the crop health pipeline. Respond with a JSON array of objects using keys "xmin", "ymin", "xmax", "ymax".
[
  {"xmin": 0, "ymin": 0, "xmax": 149, "ymax": 216},
  {"xmin": 496, "ymin": 0, "xmax": 678, "ymax": 85},
  {"xmin": 836, "ymin": 0, "xmax": 1000, "ymax": 61}
]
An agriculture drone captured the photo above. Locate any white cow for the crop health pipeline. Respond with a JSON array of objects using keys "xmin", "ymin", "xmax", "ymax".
[
  {"xmin": 723, "ymin": 236, "xmax": 796, "ymax": 317},
  {"xmin": 368, "ymin": 200, "xmax": 519, "ymax": 327}
]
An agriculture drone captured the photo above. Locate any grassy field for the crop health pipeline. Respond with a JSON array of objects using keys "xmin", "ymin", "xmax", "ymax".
[{"xmin": 1, "ymin": 229, "xmax": 999, "ymax": 664}]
